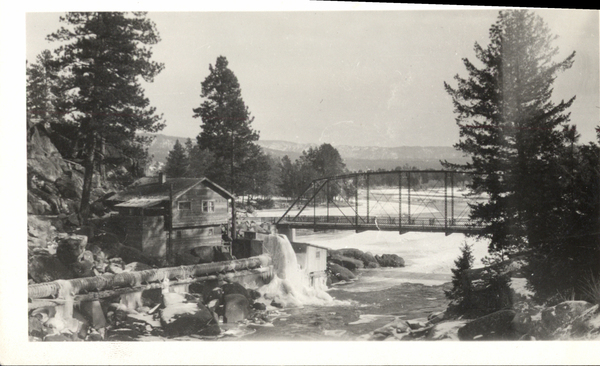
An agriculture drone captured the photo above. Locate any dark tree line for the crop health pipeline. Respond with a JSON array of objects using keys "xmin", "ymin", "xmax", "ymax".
[{"xmin": 444, "ymin": 9, "xmax": 600, "ymax": 302}]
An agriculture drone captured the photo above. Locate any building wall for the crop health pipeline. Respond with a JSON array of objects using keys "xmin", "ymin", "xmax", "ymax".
[
  {"xmin": 120, "ymin": 216, "xmax": 144, "ymax": 252},
  {"xmin": 171, "ymin": 185, "xmax": 229, "ymax": 228},
  {"xmin": 305, "ymin": 246, "xmax": 327, "ymax": 274},
  {"xmin": 142, "ymin": 216, "xmax": 167, "ymax": 258},
  {"xmin": 170, "ymin": 225, "xmax": 222, "ymax": 255}
]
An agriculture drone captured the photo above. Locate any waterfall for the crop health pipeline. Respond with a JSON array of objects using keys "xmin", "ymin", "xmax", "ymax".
[{"xmin": 258, "ymin": 234, "xmax": 344, "ymax": 308}]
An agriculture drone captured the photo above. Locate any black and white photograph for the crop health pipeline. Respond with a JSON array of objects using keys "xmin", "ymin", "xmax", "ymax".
[{"xmin": 2, "ymin": 1, "xmax": 599, "ymax": 365}]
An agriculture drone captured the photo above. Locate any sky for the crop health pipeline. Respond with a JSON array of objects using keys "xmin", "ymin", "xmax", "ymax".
[
  {"xmin": 2, "ymin": 3, "xmax": 600, "ymax": 364},
  {"xmin": 24, "ymin": 7, "xmax": 599, "ymax": 147}
]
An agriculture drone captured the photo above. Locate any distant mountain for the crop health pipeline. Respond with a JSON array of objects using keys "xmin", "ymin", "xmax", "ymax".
[
  {"xmin": 256, "ymin": 140, "xmax": 469, "ymax": 170},
  {"xmin": 143, "ymin": 134, "xmax": 469, "ymax": 171}
]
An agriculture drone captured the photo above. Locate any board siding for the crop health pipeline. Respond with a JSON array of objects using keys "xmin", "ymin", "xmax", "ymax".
[{"xmin": 172, "ymin": 186, "xmax": 229, "ymax": 228}]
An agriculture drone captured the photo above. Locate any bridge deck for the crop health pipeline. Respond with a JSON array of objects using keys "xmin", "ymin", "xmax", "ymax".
[{"xmin": 271, "ymin": 215, "xmax": 484, "ymax": 234}]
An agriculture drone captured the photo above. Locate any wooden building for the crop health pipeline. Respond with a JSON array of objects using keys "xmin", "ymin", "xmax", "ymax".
[{"xmin": 106, "ymin": 174, "xmax": 235, "ymax": 260}]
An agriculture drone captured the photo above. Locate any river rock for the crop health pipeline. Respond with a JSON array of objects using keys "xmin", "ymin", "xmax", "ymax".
[
  {"xmin": 375, "ymin": 254, "xmax": 405, "ymax": 267},
  {"xmin": 224, "ymin": 294, "xmax": 251, "ymax": 323},
  {"xmin": 331, "ymin": 248, "xmax": 380, "ymax": 268},
  {"xmin": 91, "ymin": 232, "xmax": 122, "ymax": 258},
  {"xmin": 541, "ymin": 301, "xmax": 595, "ymax": 334},
  {"xmin": 29, "ymin": 316, "xmax": 46, "ymax": 338},
  {"xmin": 56, "ymin": 234, "xmax": 88, "ymax": 265},
  {"xmin": 28, "ymin": 253, "xmax": 74, "ymax": 283},
  {"xmin": 79, "ymin": 300, "xmax": 107, "ymax": 330},
  {"xmin": 329, "ymin": 254, "xmax": 364, "ymax": 271},
  {"xmin": 190, "ymin": 246, "xmax": 215, "ymax": 263},
  {"xmin": 457, "ymin": 309, "xmax": 518, "ymax": 341},
  {"xmin": 159, "ymin": 294, "xmax": 220, "ymax": 337},
  {"xmin": 70, "ymin": 254, "xmax": 95, "ymax": 278},
  {"xmin": 328, "ymin": 263, "xmax": 356, "ymax": 282},
  {"xmin": 222, "ymin": 282, "xmax": 250, "ymax": 300},
  {"xmin": 426, "ymin": 320, "xmax": 469, "ymax": 340}
]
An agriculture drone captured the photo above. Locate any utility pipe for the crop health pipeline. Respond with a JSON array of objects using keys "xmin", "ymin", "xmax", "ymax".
[{"xmin": 29, "ymin": 255, "xmax": 271, "ymax": 299}]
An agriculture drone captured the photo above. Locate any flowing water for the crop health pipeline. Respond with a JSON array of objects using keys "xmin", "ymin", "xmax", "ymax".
[{"xmin": 221, "ymin": 230, "xmax": 490, "ymax": 341}]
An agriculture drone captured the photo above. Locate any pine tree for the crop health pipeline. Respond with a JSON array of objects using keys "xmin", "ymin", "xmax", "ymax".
[
  {"xmin": 164, "ymin": 140, "xmax": 188, "ymax": 178},
  {"xmin": 47, "ymin": 12, "xmax": 165, "ymax": 221},
  {"xmin": 26, "ymin": 50, "xmax": 63, "ymax": 127},
  {"xmin": 193, "ymin": 56, "xmax": 260, "ymax": 194},
  {"xmin": 183, "ymin": 138, "xmax": 214, "ymax": 178},
  {"xmin": 443, "ymin": 10, "xmax": 600, "ymax": 301},
  {"xmin": 443, "ymin": 9, "xmax": 575, "ymax": 256},
  {"xmin": 445, "ymin": 242, "xmax": 475, "ymax": 315}
]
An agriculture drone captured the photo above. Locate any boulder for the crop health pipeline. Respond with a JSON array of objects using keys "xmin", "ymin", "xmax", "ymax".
[
  {"xmin": 328, "ymin": 263, "xmax": 356, "ymax": 282},
  {"xmin": 70, "ymin": 255, "xmax": 95, "ymax": 278},
  {"xmin": 427, "ymin": 311, "xmax": 446, "ymax": 325},
  {"xmin": 457, "ymin": 309, "xmax": 518, "ymax": 341},
  {"xmin": 28, "ymin": 216, "xmax": 56, "ymax": 249},
  {"xmin": 29, "ymin": 316, "xmax": 46, "ymax": 339},
  {"xmin": 91, "ymin": 233, "xmax": 121, "ymax": 259},
  {"xmin": 190, "ymin": 246, "xmax": 215, "ymax": 263},
  {"xmin": 28, "ymin": 254, "xmax": 74, "ymax": 283},
  {"xmin": 329, "ymin": 254, "xmax": 364, "ymax": 271},
  {"xmin": 375, "ymin": 254, "xmax": 405, "ymax": 268},
  {"xmin": 252, "ymin": 302, "xmax": 267, "ymax": 311},
  {"xmin": 223, "ymin": 294, "xmax": 251, "ymax": 323},
  {"xmin": 159, "ymin": 294, "xmax": 220, "ymax": 337},
  {"xmin": 27, "ymin": 124, "xmax": 68, "ymax": 183},
  {"xmin": 426, "ymin": 320, "xmax": 469, "ymax": 340},
  {"xmin": 55, "ymin": 173, "xmax": 82, "ymax": 200},
  {"xmin": 222, "ymin": 282, "xmax": 250, "ymax": 300},
  {"xmin": 28, "ymin": 191, "xmax": 54, "ymax": 215},
  {"xmin": 331, "ymin": 248, "xmax": 380, "ymax": 268},
  {"xmin": 79, "ymin": 300, "xmax": 107, "ymax": 330},
  {"xmin": 541, "ymin": 301, "xmax": 595, "ymax": 334},
  {"xmin": 56, "ymin": 234, "xmax": 88, "ymax": 265}
]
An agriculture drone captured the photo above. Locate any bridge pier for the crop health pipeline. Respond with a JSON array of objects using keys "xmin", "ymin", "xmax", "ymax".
[{"xmin": 277, "ymin": 227, "xmax": 296, "ymax": 242}]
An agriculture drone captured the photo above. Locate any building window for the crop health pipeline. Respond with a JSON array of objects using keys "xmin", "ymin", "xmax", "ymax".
[
  {"xmin": 176, "ymin": 231, "xmax": 182, "ymax": 239},
  {"xmin": 316, "ymin": 251, "xmax": 320, "ymax": 259},
  {"xmin": 202, "ymin": 201, "xmax": 215, "ymax": 212},
  {"xmin": 207, "ymin": 228, "xmax": 214, "ymax": 236},
  {"xmin": 178, "ymin": 201, "xmax": 191, "ymax": 210}
]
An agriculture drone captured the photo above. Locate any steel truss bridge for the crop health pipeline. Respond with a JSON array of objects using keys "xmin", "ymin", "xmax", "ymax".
[{"xmin": 274, "ymin": 170, "xmax": 486, "ymax": 235}]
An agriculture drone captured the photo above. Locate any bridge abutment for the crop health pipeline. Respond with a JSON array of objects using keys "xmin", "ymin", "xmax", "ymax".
[{"xmin": 277, "ymin": 227, "xmax": 296, "ymax": 242}]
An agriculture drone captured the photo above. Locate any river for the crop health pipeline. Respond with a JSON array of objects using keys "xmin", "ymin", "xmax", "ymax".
[{"xmin": 224, "ymin": 229, "xmax": 490, "ymax": 341}]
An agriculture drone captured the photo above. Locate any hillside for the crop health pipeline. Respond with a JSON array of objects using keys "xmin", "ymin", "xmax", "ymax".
[{"xmin": 144, "ymin": 134, "xmax": 469, "ymax": 171}]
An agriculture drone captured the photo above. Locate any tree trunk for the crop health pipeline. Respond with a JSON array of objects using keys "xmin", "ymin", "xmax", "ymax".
[{"xmin": 79, "ymin": 134, "xmax": 97, "ymax": 224}]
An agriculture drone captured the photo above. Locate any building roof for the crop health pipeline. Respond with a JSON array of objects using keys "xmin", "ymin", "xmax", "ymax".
[{"xmin": 107, "ymin": 176, "xmax": 234, "ymax": 208}]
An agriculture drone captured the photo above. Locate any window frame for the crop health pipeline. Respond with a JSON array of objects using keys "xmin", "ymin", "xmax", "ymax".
[
  {"xmin": 178, "ymin": 201, "xmax": 192, "ymax": 210},
  {"xmin": 202, "ymin": 200, "xmax": 215, "ymax": 213}
]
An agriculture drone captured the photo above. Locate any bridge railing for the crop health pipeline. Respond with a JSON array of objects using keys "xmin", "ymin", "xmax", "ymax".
[{"xmin": 278, "ymin": 214, "xmax": 484, "ymax": 229}]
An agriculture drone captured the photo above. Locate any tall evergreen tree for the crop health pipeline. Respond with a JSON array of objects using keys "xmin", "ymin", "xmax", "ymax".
[
  {"xmin": 164, "ymin": 139, "xmax": 188, "ymax": 178},
  {"xmin": 26, "ymin": 50, "xmax": 63, "ymax": 127},
  {"xmin": 443, "ymin": 10, "xmax": 600, "ymax": 300},
  {"xmin": 193, "ymin": 56, "xmax": 260, "ymax": 194},
  {"xmin": 444, "ymin": 9, "xmax": 575, "ymax": 255},
  {"xmin": 47, "ymin": 12, "xmax": 165, "ymax": 221},
  {"xmin": 184, "ymin": 138, "xmax": 215, "ymax": 178}
]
